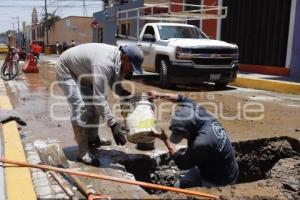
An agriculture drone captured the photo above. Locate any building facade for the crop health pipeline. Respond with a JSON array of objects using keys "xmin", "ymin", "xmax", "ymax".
[
  {"xmin": 48, "ymin": 16, "xmax": 93, "ymax": 46},
  {"xmin": 93, "ymin": 0, "xmax": 144, "ymax": 45},
  {"xmin": 31, "ymin": 7, "xmax": 45, "ymax": 49},
  {"xmin": 31, "ymin": 23, "xmax": 45, "ymax": 48},
  {"xmin": 21, "ymin": 8, "xmax": 93, "ymax": 53},
  {"xmin": 22, "ymin": 23, "xmax": 31, "ymax": 51},
  {"xmin": 220, "ymin": 0, "xmax": 299, "ymax": 80}
]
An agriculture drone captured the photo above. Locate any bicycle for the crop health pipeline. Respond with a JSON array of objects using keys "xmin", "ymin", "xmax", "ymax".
[{"xmin": 1, "ymin": 50, "xmax": 19, "ymax": 81}]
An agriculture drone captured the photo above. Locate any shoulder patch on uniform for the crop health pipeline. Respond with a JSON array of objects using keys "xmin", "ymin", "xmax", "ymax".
[{"xmin": 211, "ymin": 121, "xmax": 225, "ymax": 139}]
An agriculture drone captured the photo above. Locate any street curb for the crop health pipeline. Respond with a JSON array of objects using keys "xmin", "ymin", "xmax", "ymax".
[
  {"xmin": 230, "ymin": 75, "xmax": 300, "ymax": 95},
  {"xmin": 0, "ymin": 79, "xmax": 36, "ymax": 200}
]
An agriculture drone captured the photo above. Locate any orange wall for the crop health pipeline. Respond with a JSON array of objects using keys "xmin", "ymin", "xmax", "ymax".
[
  {"xmin": 202, "ymin": 0, "xmax": 218, "ymax": 39},
  {"xmin": 171, "ymin": 0, "xmax": 183, "ymax": 12}
]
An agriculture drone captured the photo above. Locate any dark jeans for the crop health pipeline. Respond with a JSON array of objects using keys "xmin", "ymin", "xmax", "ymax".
[{"xmin": 174, "ymin": 167, "xmax": 238, "ymax": 188}]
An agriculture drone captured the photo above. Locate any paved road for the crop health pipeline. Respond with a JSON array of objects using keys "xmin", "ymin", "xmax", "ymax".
[{"xmin": 1, "ymin": 56, "xmax": 300, "ymax": 156}]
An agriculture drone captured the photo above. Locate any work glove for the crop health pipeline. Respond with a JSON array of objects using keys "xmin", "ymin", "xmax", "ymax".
[
  {"xmin": 0, "ymin": 110, "xmax": 27, "ymax": 126},
  {"xmin": 110, "ymin": 122, "xmax": 128, "ymax": 146}
]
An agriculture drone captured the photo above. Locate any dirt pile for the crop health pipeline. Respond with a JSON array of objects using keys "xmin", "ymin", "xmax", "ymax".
[
  {"xmin": 269, "ymin": 157, "xmax": 300, "ymax": 200},
  {"xmin": 232, "ymin": 136, "xmax": 300, "ymax": 183}
]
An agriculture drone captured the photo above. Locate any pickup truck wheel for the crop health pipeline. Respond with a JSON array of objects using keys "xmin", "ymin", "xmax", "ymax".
[
  {"xmin": 215, "ymin": 82, "xmax": 228, "ymax": 88},
  {"xmin": 159, "ymin": 59, "xmax": 172, "ymax": 89}
]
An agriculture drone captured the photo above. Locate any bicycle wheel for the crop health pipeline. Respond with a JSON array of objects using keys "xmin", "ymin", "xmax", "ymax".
[{"xmin": 1, "ymin": 61, "xmax": 19, "ymax": 81}]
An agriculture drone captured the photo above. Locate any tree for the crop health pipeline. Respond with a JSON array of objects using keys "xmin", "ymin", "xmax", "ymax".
[
  {"xmin": 0, "ymin": 30, "xmax": 17, "ymax": 37},
  {"xmin": 41, "ymin": 11, "xmax": 61, "ymax": 30}
]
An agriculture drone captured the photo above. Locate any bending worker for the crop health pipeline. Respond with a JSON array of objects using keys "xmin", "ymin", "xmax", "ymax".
[
  {"xmin": 149, "ymin": 90, "xmax": 239, "ymax": 188},
  {"xmin": 56, "ymin": 43, "xmax": 143, "ymax": 165}
]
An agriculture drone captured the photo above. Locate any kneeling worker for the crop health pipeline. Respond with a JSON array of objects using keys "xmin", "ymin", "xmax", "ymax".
[{"xmin": 149, "ymin": 91, "xmax": 239, "ymax": 188}]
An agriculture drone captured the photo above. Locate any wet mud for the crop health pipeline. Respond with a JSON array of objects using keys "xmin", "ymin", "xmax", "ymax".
[{"xmin": 233, "ymin": 136, "xmax": 299, "ymax": 183}]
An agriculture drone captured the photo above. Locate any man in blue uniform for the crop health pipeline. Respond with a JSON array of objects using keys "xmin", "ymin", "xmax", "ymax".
[{"xmin": 149, "ymin": 91, "xmax": 239, "ymax": 188}]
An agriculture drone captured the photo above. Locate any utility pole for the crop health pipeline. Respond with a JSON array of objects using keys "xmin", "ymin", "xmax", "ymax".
[
  {"xmin": 83, "ymin": 0, "xmax": 87, "ymax": 16},
  {"xmin": 17, "ymin": 17, "xmax": 20, "ymax": 33},
  {"xmin": 45, "ymin": 0, "xmax": 49, "ymax": 45},
  {"xmin": 12, "ymin": 17, "xmax": 20, "ymax": 47},
  {"xmin": 17, "ymin": 17, "xmax": 20, "ymax": 48}
]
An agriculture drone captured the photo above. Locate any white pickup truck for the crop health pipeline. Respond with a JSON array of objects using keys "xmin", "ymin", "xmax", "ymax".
[{"xmin": 117, "ymin": 22, "xmax": 239, "ymax": 88}]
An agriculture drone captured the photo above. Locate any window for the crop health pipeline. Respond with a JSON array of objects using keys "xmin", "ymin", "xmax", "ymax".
[
  {"xmin": 144, "ymin": 26, "xmax": 155, "ymax": 36},
  {"xmin": 120, "ymin": 22, "xmax": 130, "ymax": 36},
  {"xmin": 98, "ymin": 27, "xmax": 103, "ymax": 43},
  {"xmin": 41, "ymin": 27, "xmax": 44, "ymax": 37},
  {"xmin": 121, "ymin": 24, "xmax": 126, "ymax": 35},
  {"xmin": 32, "ymin": 30, "xmax": 36, "ymax": 40},
  {"xmin": 158, "ymin": 25, "xmax": 207, "ymax": 40}
]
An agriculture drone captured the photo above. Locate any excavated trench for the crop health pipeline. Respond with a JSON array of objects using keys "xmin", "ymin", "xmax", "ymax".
[{"xmin": 121, "ymin": 136, "xmax": 300, "ymax": 194}]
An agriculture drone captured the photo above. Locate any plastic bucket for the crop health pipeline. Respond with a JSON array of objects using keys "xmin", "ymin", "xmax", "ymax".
[{"xmin": 120, "ymin": 93, "xmax": 157, "ymax": 144}]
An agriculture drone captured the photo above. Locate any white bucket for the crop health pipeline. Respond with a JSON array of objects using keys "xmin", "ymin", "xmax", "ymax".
[{"xmin": 120, "ymin": 93, "xmax": 157, "ymax": 144}]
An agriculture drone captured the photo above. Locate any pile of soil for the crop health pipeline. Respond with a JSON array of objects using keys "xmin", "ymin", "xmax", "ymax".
[{"xmin": 232, "ymin": 137, "xmax": 300, "ymax": 183}]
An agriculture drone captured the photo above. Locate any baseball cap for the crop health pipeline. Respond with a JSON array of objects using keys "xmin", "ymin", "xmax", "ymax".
[
  {"xmin": 122, "ymin": 44, "xmax": 144, "ymax": 75},
  {"xmin": 169, "ymin": 106, "xmax": 194, "ymax": 144}
]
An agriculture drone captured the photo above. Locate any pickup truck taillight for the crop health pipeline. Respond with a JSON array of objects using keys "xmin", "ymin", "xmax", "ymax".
[{"xmin": 176, "ymin": 47, "xmax": 193, "ymax": 60}]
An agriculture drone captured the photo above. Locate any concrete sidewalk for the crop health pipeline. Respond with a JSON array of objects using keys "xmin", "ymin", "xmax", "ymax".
[{"xmin": 231, "ymin": 72, "xmax": 300, "ymax": 95}]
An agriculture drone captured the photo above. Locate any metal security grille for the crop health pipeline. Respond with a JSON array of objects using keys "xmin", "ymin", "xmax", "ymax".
[{"xmin": 221, "ymin": 0, "xmax": 292, "ymax": 67}]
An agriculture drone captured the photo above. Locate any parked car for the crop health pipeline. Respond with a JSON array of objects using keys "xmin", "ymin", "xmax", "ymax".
[
  {"xmin": 0, "ymin": 43, "xmax": 8, "ymax": 54},
  {"xmin": 117, "ymin": 23, "xmax": 239, "ymax": 88}
]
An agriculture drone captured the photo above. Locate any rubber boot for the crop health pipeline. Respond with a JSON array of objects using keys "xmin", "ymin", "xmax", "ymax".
[
  {"xmin": 86, "ymin": 112, "xmax": 111, "ymax": 150},
  {"xmin": 87, "ymin": 132, "xmax": 112, "ymax": 149},
  {"xmin": 71, "ymin": 123, "xmax": 100, "ymax": 166}
]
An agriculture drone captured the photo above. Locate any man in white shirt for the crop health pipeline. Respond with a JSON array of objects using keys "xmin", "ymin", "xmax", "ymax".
[{"xmin": 56, "ymin": 43, "xmax": 143, "ymax": 165}]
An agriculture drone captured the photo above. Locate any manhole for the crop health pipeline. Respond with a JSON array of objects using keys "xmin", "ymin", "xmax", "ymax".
[{"xmin": 121, "ymin": 136, "xmax": 300, "ymax": 194}]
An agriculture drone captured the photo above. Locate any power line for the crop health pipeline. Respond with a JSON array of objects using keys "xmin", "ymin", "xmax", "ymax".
[
  {"xmin": 45, "ymin": 0, "xmax": 48, "ymax": 44},
  {"xmin": 0, "ymin": 5, "xmax": 101, "ymax": 7},
  {"xmin": 0, "ymin": 0, "xmax": 102, "ymax": 1},
  {"xmin": 0, "ymin": 0, "xmax": 101, "ymax": 1},
  {"xmin": 0, "ymin": 0, "xmax": 103, "ymax": 31}
]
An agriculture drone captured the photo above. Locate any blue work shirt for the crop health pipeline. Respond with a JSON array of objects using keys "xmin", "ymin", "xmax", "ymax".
[{"xmin": 172, "ymin": 95, "xmax": 239, "ymax": 185}]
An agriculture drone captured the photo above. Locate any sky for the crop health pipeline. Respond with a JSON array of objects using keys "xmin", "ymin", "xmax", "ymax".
[{"xmin": 0, "ymin": 0, "xmax": 104, "ymax": 33}]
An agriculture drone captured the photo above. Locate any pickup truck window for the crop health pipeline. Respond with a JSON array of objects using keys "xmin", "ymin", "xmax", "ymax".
[
  {"xmin": 144, "ymin": 26, "xmax": 155, "ymax": 36},
  {"xmin": 158, "ymin": 25, "xmax": 207, "ymax": 40}
]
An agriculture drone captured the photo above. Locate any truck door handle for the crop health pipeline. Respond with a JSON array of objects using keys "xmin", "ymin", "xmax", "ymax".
[{"xmin": 137, "ymin": 43, "xmax": 142, "ymax": 47}]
